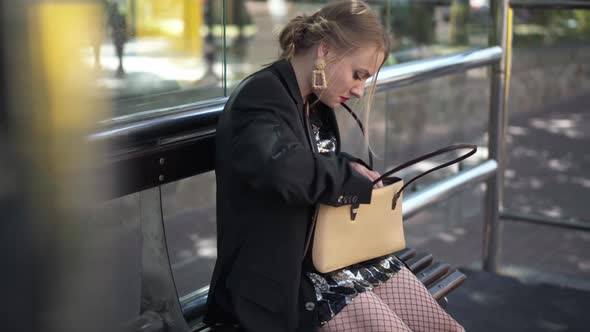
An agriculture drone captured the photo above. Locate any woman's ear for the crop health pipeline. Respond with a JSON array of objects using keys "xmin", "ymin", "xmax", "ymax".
[{"xmin": 316, "ymin": 41, "xmax": 331, "ymax": 60}]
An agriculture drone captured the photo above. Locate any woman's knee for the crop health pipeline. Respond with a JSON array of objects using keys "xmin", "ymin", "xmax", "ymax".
[{"xmin": 320, "ymin": 291, "xmax": 411, "ymax": 332}]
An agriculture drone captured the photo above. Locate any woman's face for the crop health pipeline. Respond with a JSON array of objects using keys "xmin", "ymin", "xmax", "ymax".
[{"xmin": 314, "ymin": 46, "xmax": 385, "ymax": 108}]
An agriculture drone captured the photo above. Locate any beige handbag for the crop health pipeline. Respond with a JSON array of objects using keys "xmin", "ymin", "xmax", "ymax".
[{"xmin": 308, "ymin": 144, "xmax": 477, "ymax": 273}]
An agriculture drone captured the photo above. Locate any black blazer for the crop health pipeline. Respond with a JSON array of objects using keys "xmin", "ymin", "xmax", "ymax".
[{"xmin": 204, "ymin": 59, "xmax": 373, "ymax": 332}]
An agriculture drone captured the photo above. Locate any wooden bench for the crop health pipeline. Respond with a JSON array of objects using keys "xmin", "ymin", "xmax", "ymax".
[
  {"xmin": 395, "ymin": 248, "xmax": 466, "ymax": 307},
  {"xmin": 192, "ymin": 248, "xmax": 466, "ymax": 331}
]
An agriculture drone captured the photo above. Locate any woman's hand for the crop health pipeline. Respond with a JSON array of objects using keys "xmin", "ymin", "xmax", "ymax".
[{"xmin": 349, "ymin": 162, "xmax": 384, "ymax": 189}]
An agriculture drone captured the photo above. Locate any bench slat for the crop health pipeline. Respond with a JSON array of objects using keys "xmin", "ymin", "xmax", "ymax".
[
  {"xmin": 417, "ymin": 262, "xmax": 451, "ymax": 287},
  {"xmin": 428, "ymin": 270, "xmax": 466, "ymax": 300},
  {"xmin": 405, "ymin": 252, "xmax": 434, "ymax": 273},
  {"xmin": 394, "ymin": 247, "xmax": 417, "ymax": 262}
]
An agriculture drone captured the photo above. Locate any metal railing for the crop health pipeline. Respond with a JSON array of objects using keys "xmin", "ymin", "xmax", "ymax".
[
  {"xmin": 90, "ymin": 47, "xmax": 502, "ymax": 199},
  {"xmin": 90, "ymin": 48, "xmax": 502, "ymax": 151}
]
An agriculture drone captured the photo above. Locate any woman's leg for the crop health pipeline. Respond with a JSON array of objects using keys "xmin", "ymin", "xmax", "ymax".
[
  {"xmin": 320, "ymin": 291, "xmax": 412, "ymax": 332},
  {"xmin": 372, "ymin": 266, "xmax": 464, "ymax": 332}
]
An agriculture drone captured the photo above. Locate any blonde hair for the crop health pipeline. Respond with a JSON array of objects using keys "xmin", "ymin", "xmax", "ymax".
[{"xmin": 278, "ymin": 0, "xmax": 391, "ymax": 159}]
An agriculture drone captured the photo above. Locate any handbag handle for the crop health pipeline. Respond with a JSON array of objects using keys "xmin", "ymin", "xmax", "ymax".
[
  {"xmin": 375, "ymin": 144, "xmax": 478, "ymax": 209},
  {"xmin": 340, "ymin": 103, "xmax": 477, "ymax": 209}
]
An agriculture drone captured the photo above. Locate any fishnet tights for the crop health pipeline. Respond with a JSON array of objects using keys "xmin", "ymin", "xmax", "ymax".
[
  {"xmin": 320, "ymin": 266, "xmax": 464, "ymax": 332},
  {"xmin": 319, "ymin": 291, "xmax": 412, "ymax": 332}
]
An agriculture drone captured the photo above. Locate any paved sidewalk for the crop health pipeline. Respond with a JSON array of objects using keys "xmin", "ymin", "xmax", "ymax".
[
  {"xmin": 447, "ymin": 268, "xmax": 590, "ymax": 332},
  {"xmin": 397, "ymin": 91, "xmax": 590, "ymax": 330}
]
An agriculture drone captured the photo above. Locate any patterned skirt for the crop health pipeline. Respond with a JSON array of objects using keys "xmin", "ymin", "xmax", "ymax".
[{"xmin": 306, "ymin": 254, "xmax": 403, "ymax": 326}]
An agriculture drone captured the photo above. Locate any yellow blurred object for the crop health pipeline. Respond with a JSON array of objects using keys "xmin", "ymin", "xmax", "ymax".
[
  {"xmin": 29, "ymin": 3, "xmax": 103, "ymax": 131},
  {"xmin": 505, "ymin": 7, "xmax": 513, "ymax": 104},
  {"xmin": 23, "ymin": 3, "xmax": 114, "ymax": 330},
  {"xmin": 27, "ymin": 2, "xmax": 109, "ymax": 209},
  {"xmin": 134, "ymin": 0, "xmax": 202, "ymax": 56}
]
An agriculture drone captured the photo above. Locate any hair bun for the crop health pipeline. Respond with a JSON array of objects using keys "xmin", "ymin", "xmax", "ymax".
[
  {"xmin": 292, "ymin": 16, "xmax": 308, "ymax": 46},
  {"xmin": 279, "ymin": 14, "xmax": 309, "ymax": 57},
  {"xmin": 279, "ymin": 0, "xmax": 390, "ymax": 62}
]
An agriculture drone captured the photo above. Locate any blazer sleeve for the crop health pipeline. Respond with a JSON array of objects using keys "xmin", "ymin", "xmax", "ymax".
[{"xmin": 229, "ymin": 90, "xmax": 372, "ymax": 207}]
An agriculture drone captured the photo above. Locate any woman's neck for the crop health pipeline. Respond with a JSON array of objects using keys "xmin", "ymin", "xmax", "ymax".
[{"xmin": 289, "ymin": 55, "xmax": 313, "ymax": 101}]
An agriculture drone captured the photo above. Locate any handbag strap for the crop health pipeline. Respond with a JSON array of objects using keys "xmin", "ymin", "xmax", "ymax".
[
  {"xmin": 341, "ymin": 103, "xmax": 374, "ymax": 169},
  {"xmin": 377, "ymin": 144, "xmax": 477, "ymax": 209}
]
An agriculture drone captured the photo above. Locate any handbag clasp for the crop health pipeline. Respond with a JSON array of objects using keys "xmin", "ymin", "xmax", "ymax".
[{"xmin": 350, "ymin": 202, "xmax": 360, "ymax": 221}]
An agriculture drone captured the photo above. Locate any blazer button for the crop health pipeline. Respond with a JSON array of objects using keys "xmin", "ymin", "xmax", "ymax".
[{"xmin": 305, "ymin": 301, "xmax": 316, "ymax": 311}]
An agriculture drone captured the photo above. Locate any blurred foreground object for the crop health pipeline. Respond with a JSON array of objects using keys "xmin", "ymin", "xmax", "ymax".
[{"xmin": 0, "ymin": 0, "xmax": 127, "ymax": 331}]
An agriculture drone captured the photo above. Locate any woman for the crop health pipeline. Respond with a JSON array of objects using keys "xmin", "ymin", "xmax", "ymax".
[{"xmin": 205, "ymin": 1, "xmax": 464, "ymax": 331}]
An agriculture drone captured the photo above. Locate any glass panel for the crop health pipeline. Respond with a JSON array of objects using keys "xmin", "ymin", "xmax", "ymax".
[
  {"xmin": 225, "ymin": 0, "xmax": 491, "ymax": 91},
  {"xmin": 87, "ymin": 192, "xmax": 142, "ymax": 326},
  {"xmin": 499, "ymin": 221, "xmax": 590, "ymax": 281},
  {"xmin": 407, "ymin": 184, "xmax": 590, "ymax": 283},
  {"xmin": 513, "ymin": 8, "xmax": 590, "ymax": 47},
  {"xmin": 87, "ymin": 0, "xmax": 495, "ymax": 119},
  {"xmin": 383, "ymin": 0, "xmax": 491, "ymax": 64},
  {"xmin": 91, "ymin": 0, "xmax": 225, "ymax": 118},
  {"xmin": 404, "ymin": 184, "xmax": 485, "ymax": 268},
  {"xmin": 161, "ymin": 171, "xmax": 217, "ymax": 298},
  {"xmin": 225, "ymin": 0, "xmax": 326, "ymax": 91},
  {"xmin": 339, "ymin": 67, "xmax": 493, "ymax": 269},
  {"xmin": 505, "ymin": 8, "xmax": 590, "ymax": 222}
]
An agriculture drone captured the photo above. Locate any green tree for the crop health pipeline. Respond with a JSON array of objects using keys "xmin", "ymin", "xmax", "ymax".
[{"xmin": 450, "ymin": 0, "xmax": 471, "ymax": 45}]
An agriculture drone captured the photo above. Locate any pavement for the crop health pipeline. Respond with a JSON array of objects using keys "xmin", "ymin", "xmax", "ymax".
[
  {"xmin": 403, "ymin": 91, "xmax": 590, "ymax": 287},
  {"xmin": 401, "ymin": 91, "xmax": 590, "ymax": 330},
  {"xmin": 446, "ymin": 268, "xmax": 590, "ymax": 332}
]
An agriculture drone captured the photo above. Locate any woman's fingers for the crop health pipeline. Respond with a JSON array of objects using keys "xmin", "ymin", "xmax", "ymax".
[
  {"xmin": 371, "ymin": 170, "xmax": 384, "ymax": 189},
  {"xmin": 349, "ymin": 162, "xmax": 384, "ymax": 188},
  {"xmin": 367, "ymin": 169, "xmax": 384, "ymax": 188},
  {"xmin": 369, "ymin": 171, "xmax": 383, "ymax": 188},
  {"xmin": 372, "ymin": 172, "xmax": 384, "ymax": 189},
  {"xmin": 349, "ymin": 162, "xmax": 372, "ymax": 180}
]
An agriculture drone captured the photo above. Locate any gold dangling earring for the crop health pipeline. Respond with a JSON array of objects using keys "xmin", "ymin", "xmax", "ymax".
[{"xmin": 312, "ymin": 58, "xmax": 327, "ymax": 90}]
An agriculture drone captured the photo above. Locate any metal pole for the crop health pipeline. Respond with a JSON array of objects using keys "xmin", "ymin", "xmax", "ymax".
[
  {"xmin": 484, "ymin": 0, "xmax": 512, "ymax": 273},
  {"xmin": 501, "ymin": 210, "xmax": 590, "ymax": 232}
]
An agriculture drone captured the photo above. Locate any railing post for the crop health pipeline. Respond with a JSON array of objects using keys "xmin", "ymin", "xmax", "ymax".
[{"xmin": 484, "ymin": 0, "xmax": 512, "ymax": 273}]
